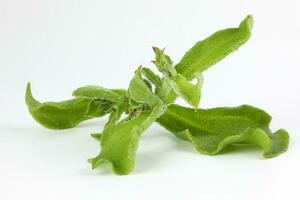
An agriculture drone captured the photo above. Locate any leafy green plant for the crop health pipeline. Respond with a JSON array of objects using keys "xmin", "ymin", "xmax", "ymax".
[{"xmin": 25, "ymin": 15, "xmax": 289, "ymax": 175}]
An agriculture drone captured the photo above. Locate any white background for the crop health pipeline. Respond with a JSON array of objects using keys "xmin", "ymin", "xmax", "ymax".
[{"xmin": 1, "ymin": 0, "xmax": 300, "ymax": 199}]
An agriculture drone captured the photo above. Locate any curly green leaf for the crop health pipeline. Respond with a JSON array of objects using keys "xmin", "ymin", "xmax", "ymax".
[
  {"xmin": 141, "ymin": 67, "xmax": 177, "ymax": 105},
  {"xmin": 157, "ymin": 104, "xmax": 289, "ymax": 158},
  {"xmin": 152, "ymin": 47, "xmax": 176, "ymax": 76},
  {"xmin": 141, "ymin": 67, "xmax": 161, "ymax": 86},
  {"xmin": 89, "ymin": 102, "xmax": 166, "ymax": 175},
  {"xmin": 175, "ymin": 15, "xmax": 253, "ymax": 80},
  {"xmin": 167, "ymin": 73, "xmax": 203, "ymax": 108},
  {"xmin": 128, "ymin": 67, "xmax": 160, "ymax": 107},
  {"xmin": 25, "ymin": 83, "xmax": 112, "ymax": 129}
]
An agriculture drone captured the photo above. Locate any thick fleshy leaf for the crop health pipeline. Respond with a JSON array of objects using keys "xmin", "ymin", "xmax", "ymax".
[
  {"xmin": 141, "ymin": 67, "xmax": 161, "ymax": 86},
  {"xmin": 143, "ymin": 79, "xmax": 153, "ymax": 91},
  {"xmin": 73, "ymin": 85, "xmax": 130, "ymax": 126},
  {"xmin": 141, "ymin": 67, "xmax": 177, "ymax": 104},
  {"xmin": 175, "ymin": 15, "xmax": 253, "ymax": 80},
  {"xmin": 72, "ymin": 85, "xmax": 121, "ymax": 103},
  {"xmin": 25, "ymin": 83, "xmax": 111, "ymax": 129},
  {"xmin": 89, "ymin": 102, "xmax": 166, "ymax": 175},
  {"xmin": 167, "ymin": 73, "xmax": 203, "ymax": 108},
  {"xmin": 105, "ymin": 98, "xmax": 128, "ymax": 127},
  {"xmin": 128, "ymin": 67, "xmax": 160, "ymax": 107},
  {"xmin": 151, "ymin": 47, "xmax": 203, "ymax": 107},
  {"xmin": 91, "ymin": 98, "xmax": 128, "ymax": 141},
  {"xmin": 155, "ymin": 77, "xmax": 177, "ymax": 104},
  {"xmin": 152, "ymin": 47, "xmax": 177, "ymax": 76},
  {"xmin": 89, "ymin": 67, "xmax": 168, "ymax": 175},
  {"xmin": 157, "ymin": 104, "xmax": 289, "ymax": 158}
]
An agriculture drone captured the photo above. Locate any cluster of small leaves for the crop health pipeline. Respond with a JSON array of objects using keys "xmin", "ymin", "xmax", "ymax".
[{"xmin": 25, "ymin": 15, "xmax": 289, "ymax": 175}]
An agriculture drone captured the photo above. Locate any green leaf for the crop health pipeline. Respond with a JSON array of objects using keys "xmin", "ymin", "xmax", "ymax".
[
  {"xmin": 175, "ymin": 15, "xmax": 253, "ymax": 80},
  {"xmin": 141, "ymin": 67, "xmax": 177, "ymax": 105},
  {"xmin": 91, "ymin": 133, "xmax": 102, "ymax": 141},
  {"xmin": 105, "ymin": 97, "xmax": 128, "ymax": 127},
  {"xmin": 151, "ymin": 47, "xmax": 203, "ymax": 107},
  {"xmin": 143, "ymin": 79, "xmax": 153, "ymax": 91},
  {"xmin": 73, "ymin": 85, "xmax": 129, "ymax": 126},
  {"xmin": 72, "ymin": 85, "xmax": 121, "ymax": 103},
  {"xmin": 157, "ymin": 104, "xmax": 289, "ymax": 158},
  {"xmin": 25, "ymin": 83, "xmax": 111, "ymax": 129},
  {"xmin": 91, "ymin": 130, "xmax": 105, "ymax": 142},
  {"xmin": 128, "ymin": 67, "xmax": 160, "ymax": 107},
  {"xmin": 152, "ymin": 47, "xmax": 177, "ymax": 76},
  {"xmin": 155, "ymin": 77, "xmax": 177, "ymax": 104},
  {"xmin": 90, "ymin": 67, "xmax": 168, "ymax": 175},
  {"xmin": 89, "ymin": 102, "xmax": 166, "ymax": 175},
  {"xmin": 111, "ymin": 89, "xmax": 127, "ymax": 96},
  {"xmin": 141, "ymin": 67, "xmax": 161, "ymax": 86},
  {"xmin": 167, "ymin": 73, "xmax": 203, "ymax": 108}
]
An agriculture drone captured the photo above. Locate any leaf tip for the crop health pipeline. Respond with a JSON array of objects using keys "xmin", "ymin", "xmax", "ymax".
[
  {"xmin": 240, "ymin": 15, "xmax": 254, "ymax": 31},
  {"xmin": 91, "ymin": 133, "xmax": 102, "ymax": 141},
  {"xmin": 25, "ymin": 81, "xmax": 40, "ymax": 107},
  {"xmin": 263, "ymin": 128, "xmax": 289, "ymax": 158},
  {"xmin": 26, "ymin": 81, "xmax": 31, "ymax": 95},
  {"xmin": 152, "ymin": 46, "xmax": 165, "ymax": 57},
  {"xmin": 152, "ymin": 46, "xmax": 159, "ymax": 52},
  {"xmin": 71, "ymin": 89, "xmax": 77, "ymax": 97}
]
